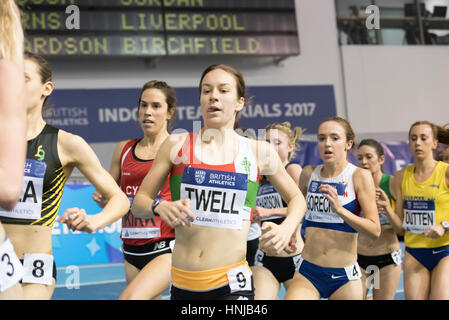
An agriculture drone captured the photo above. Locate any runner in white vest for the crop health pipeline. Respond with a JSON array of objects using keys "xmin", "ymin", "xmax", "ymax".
[{"xmin": 285, "ymin": 117, "xmax": 380, "ymax": 300}]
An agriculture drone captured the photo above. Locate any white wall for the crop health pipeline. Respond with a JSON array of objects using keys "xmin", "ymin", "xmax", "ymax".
[{"xmin": 341, "ymin": 45, "xmax": 449, "ymax": 142}]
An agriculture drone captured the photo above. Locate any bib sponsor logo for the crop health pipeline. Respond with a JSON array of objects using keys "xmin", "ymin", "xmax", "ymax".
[
  {"xmin": 310, "ymin": 181, "xmax": 319, "ymax": 193},
  {"xmin": 195, "ymin": 169, "xmax": 206, "ymax": 184}
]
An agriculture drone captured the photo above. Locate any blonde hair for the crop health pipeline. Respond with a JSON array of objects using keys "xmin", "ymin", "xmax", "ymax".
[
  {"xmin": 265, "ymin": 121, "xmax": 304, "ymax": 160},
  {"xmin": 0, "ymin": 0, "xmax": 24, "ymax": 66}
]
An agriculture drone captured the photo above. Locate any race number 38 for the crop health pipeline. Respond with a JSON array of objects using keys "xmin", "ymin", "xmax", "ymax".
[{"xmin": 227, "ymin": 264, "xmax": 252, "ymax": 293}]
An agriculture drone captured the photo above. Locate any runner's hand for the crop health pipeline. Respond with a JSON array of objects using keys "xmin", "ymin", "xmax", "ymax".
[
  {"xmin": 92, "ymin": 190, "xmax": 108, "ymax": 208},
  {"xmin": 58, "ymin": 207, "xmax": 96, "ymax": 233},
  {"xmin": 423, "ymin": 224, "xmax": 445, "ymax": 239},
  {"xmin": 259, "ymin": 221, "xmax": 291, "ymax": 255},
  {"xmin": 155, "ymin": 199, "xmax": 195, "ymax": 228},
  {"xmin": 319, "ymin": 184, "xmax": 343, "ymax": 214}
]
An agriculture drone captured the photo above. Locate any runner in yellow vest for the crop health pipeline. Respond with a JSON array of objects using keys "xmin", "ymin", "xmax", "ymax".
[{"xmin": 390, "ymin": 121, "xmax": 449, "ymax": 299}]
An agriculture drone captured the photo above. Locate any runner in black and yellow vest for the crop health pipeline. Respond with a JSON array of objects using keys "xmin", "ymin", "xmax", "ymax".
[
  {"xmin": 131, "ymin": 64, "xmax": 305, "ymax": 300},
  {"xmin": 391, "ymin": 121, "xmax": 449, "ymax": 300},
  {"xmin": 0, "ymin": 52, "xmax": 130, "ymax": 300}
]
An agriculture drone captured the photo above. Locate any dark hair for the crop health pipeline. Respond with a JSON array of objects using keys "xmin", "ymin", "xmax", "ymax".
[
  {"xmin": 199, "ymin": 64, "xmax": 246, "ymax": 129},
  {"xmin": 139, "ymin": 80, "xmax": 177, "ymax": 130},
  {"xmin": 24, "ymin": 51, "xmax": 52, "ymax": 111},
  {"xmin": 358, "ymin": 139, "xmax": 384, "ymax": 157},
  {"xmin": 409, "ymin": 121, "xmax": 449, "ymax": 145},
  {"xmin": 358, "ymin": 138, "xmax": 385, "ymax": 171},
  {"xmin": 321, "ymin": 116, "xmax": 356, "ymax": 149}
]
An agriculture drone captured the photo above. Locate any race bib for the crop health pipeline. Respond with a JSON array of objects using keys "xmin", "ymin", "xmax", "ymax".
[
  {"xmin": 402, "ymin": 200, "xmax": 436, "ymax": 234},
  {"xmin": 227, "ymin": 264, "xmax": 252, "ymax": 292},
  {"xmin": 257, "ymin": 184, "xmax": 284, "ymax": 209},
  {"xmin": 292, "ymin": 254, "xmax": 303, "ymax": 270},
  {"xmin": 254, "ymin": 249, "xmax": 264, "ymax": 266},
  {"xmin": 305, "ymin": 180, "xmax": 346, "ymax": 224},
  {"xmin": 22, "ymin": 253, "xmax": 54, "ymax": 285},
  {"xmin": 181, "ymin": 167, "xmax": 248, "ymax": 230},
  {"xmin": 256, "ymin": 184, "xmax": 285, "ymax": 221},
  {"xmin": 344, "ymin": 263, "xmax": 362, "ymax": 281},
  {"xmin": 391, "ymin": 250, "xmax": 402, "ymax": 265},
  {"xmin": 0, "ymin": 238, "xmax": 23, "ymax": 292},
  {"xmin": 0, "ymin": 159, "xmax": 46, "ymax": 220}
]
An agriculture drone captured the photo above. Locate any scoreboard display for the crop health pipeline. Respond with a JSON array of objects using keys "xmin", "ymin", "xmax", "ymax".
[{"xmin": 19, "ymin": 0, "xmax": 300, "ymax": 57}]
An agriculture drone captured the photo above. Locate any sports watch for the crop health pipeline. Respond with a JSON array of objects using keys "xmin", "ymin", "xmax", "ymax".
[
  {"xmin": 151, "ymin": 196, "xmax": 164, "ymax": 216},
  {"xmin": 441, "ymin": 221, "xmax": 449, "ymax": 233}
]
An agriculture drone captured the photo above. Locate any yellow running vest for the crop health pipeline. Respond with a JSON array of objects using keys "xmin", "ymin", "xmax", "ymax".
[{"xmin": 402, "ymin": 161, "xmax": 449, "ymax": 248}]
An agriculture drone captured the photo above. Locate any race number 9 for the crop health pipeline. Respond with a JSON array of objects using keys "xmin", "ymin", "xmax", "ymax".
[{"xmin": 227, "ymin": 264, "xmax": 252, "ymax": 292}]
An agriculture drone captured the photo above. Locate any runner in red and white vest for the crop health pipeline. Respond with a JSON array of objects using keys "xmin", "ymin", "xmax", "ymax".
[{"xmin": 131, "ymin": 64, "xmax": 305, "ymax": 300}]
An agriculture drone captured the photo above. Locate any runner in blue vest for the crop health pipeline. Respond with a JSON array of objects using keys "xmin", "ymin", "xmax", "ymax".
[{"xmin": 285, "ymin": 117, "xmax": 380, "ymax": 300}]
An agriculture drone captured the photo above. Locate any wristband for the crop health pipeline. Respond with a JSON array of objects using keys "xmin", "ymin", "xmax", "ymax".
[
  {"xmin": 441, "ymin": 221, "xmax": 449, "ymax": 233},
  {"xmin": 152, "ymin": 196, "xmax": 163, "ymax": 216}
]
